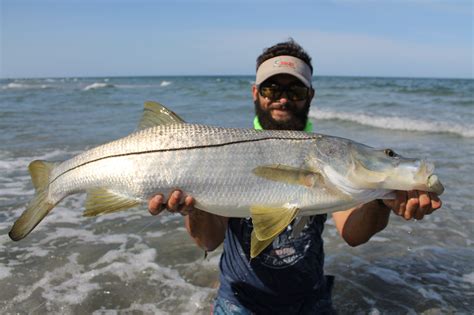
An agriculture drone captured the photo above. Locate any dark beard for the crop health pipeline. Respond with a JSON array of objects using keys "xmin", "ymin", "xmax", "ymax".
[{"xmin": 254, "ymin": 99, "xmax": 310, "ymax": 131}]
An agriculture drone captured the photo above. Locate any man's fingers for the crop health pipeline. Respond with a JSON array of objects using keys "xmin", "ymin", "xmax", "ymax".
[
  {"xmin": 430, "ymin": 192, "xmax": 442, "ymax": 211},
  {"xmin": 176, "ymin": 195, "xmax": 195, "ymax": 216},
  {"xmin": 390, "ymin": 191, "xmax": 442, "ymax": 221},
  {"xmin": 149, "ymin": 190, "xmax": 196, "ymax": 216},
  {"xmin": 404, "ymin": 190, "xmax": 420, "ymax": 220},
  {"xmin": 167, "ymin": 190, "xmax": 183, "ymax": 212},
  {"xmin": 148, "ymin": 194, "xmax": 164, "ymax": 216},
  {"xmin": 393, "ymin": 191, "xmax": 407, "ymax": 217},
  {"xmin": 417, "ymin": 191, "xmax": 431, "ymax": 218}
]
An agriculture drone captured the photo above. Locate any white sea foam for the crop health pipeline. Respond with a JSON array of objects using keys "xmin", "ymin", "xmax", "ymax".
[
  {"xmin": 145, "ymin": 230, "xmax": 166, "ymax": 238},
  {"xmin": 462, "ymin": 272, "xmax": 474, "ymax": 284},
  {"xmin": 0, "ymin": 264, "xmax": 12, "ymax": 280},
  {"xmin": 368, "ymin": 236, "xmax": 390, "ymax": 242},
  {"xmin": 38, "ymin": 228, "xmax": 127, "ymax": 245},
  {"xmin": 0, "ymin": 149, "xmax": 77, "ymax": 201},
  {"xmin": 310, "ymin": 108, "xmax": 474, "ymax": 138},
  {"xmin": 83, "ymin": 82, "xmax": 115, "ymax": 91},
  {"xmin": 160, "ymin": 81, "xmax": 172, "ymax": 87},
  {"xmin": 13, "ymin": 253, "xmax": 100, "ymax": 305},
  {"xmin": 92, "ymin": 303, "xmax": 167, "ymax": 315},
  {"xmin": 367, "ymin": 266, "xmax": 407, "ymax": 286},
  {"xmin": 5, "ymin": 83, "xmax": 27, "ymax": 89},
  {"xmin": 417, "ymin": 287, "xmax": 443, "ymax": 301},
  {"xmin": 2, "ymin": 82, "xmax": 51, "ymax": 89}
]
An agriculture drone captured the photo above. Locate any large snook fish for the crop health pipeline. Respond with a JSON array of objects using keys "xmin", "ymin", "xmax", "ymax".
[{"xmin": 9, "ymin": 101, "xmax": 444, "ymax": 257}]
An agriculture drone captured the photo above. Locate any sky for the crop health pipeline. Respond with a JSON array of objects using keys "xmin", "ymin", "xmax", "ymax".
[{"xmin": 1, "ymin": 0, "xmax": 472, "ymax": 79}]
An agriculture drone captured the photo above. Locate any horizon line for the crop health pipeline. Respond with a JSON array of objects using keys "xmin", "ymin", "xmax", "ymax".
[{"xmin": 1, "ymin": 74, "xmax": 472, "ymax": 80}]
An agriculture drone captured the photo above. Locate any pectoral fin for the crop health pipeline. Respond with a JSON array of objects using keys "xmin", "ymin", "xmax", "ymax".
[
  {"xmin": 252, "ymin": 164, "xmax": 323, "ymax": 188},
  {"xmin": 250, "ymin": 205, "xmax": 299, "ymax": 242},
  {"xmin": 84, "ymin": 188, "xmax": 141, "ymax": 217},
  {"xmin": 138, "ymin": 101, "xmax": 186, "ymax": 130}
]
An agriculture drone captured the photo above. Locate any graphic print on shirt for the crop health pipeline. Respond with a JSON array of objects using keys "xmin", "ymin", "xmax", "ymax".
[{"xmin": 243, "ymin": 216, "xmax": 324, "ymax": 269}]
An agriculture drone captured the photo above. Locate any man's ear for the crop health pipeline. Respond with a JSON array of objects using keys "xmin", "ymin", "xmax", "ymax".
[{"xmin": 252, "ymin": 85, "xmax": 259, "ymax": 101}]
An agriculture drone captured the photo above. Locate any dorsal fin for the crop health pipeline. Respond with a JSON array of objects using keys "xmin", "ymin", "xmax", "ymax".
[{"xmin": 137, "ymin": 101, "xmax": 186, "ymax": 130}]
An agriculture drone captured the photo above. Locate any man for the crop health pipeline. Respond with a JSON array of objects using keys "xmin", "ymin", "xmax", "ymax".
[{"xmin": 148, "ymin": 39, "xmax": 442, "ymax": 314}]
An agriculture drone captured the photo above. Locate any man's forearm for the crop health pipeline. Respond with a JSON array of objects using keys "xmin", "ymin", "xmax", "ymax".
[
  {"xmin": 185, "ymin": 210, "xmax": 228, "ymax": 251},
  {"xmin": 333, "ymin": 200, "xmax": 391, "ymax": 247}
]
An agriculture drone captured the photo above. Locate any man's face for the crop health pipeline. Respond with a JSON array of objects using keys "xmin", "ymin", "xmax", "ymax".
[{"xmin": 253, "ymin": 74, "xmax": 314, "ymax": 131}]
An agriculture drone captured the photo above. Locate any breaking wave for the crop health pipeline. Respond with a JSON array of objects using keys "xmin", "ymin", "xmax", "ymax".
[
  {"xmin": 310, "ymin": 108, "xmax": 474, "ymax": 138},
  {"xmin": 2, "ymin": 82, "xmax": 51, "ymax": 90},
  {"xmin": 83, "ymin": 82, "xmax": 115, "ymax": 91},
  {"xmin": 160, "ymin": 81, "xmax": 172, "ymax": 87}
]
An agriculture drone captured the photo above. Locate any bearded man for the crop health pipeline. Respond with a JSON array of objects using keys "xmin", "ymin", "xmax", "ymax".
[{"xmin": 148, "ymin": 39, "xmax": 442, "ymax": 314}]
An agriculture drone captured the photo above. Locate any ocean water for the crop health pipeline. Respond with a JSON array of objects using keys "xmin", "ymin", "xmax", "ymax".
[{"xmin": 0, "ymin": 76, "xmax": 472, "ymax": 314}]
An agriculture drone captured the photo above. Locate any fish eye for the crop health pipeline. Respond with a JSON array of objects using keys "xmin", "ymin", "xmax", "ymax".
[{"xmin": 384, "ymin": 148, "xmax": 397, "ymax": 158}]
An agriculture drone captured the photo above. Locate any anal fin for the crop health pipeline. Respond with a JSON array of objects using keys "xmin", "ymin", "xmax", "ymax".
[
  {"xmin": 84, "ymin": 188, "xmax": 141, "ymax": 217},
  {"xmin": 250, "ymin": 205, "xmax": 299, "ymax": 241},
  {"xmin": 250, "ymin": 231, "xmax": 275, "ymax": 258},
  {"xmin": 249, "ymin": 205, "xmax": 299, "ymax": 258}
]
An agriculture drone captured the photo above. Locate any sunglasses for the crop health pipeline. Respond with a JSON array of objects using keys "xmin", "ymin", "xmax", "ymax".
[{"xmin": 258, "ymin": 82, "xmax": 310, "ymax": 102}]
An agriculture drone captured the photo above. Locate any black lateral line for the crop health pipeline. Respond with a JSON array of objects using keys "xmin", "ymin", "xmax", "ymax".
[{"xmin": 50, "ymin": 136, "xmax": 315, "ymax": 184}]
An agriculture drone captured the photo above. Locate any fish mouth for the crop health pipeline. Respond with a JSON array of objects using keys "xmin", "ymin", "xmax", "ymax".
[
  {"xmin": 349, "ymin": 154, "xmax": 445, "ymax": 195},
  {"xmin": 427, "ymin": 174, "xmax": 444, "ymax": 195},
  {"xmin": 414, "ymin": 160, "xmax": 444, "ymax": 195}
]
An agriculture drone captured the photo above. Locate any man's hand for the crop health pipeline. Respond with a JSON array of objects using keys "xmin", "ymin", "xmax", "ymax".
[
  {"xmin": 148, "ymin": 190, "xmax": 227, "ymax": 251},
  {"xmin": 382, "ymin": 190, "xmax": 442, "ymax": 220},
  {"xmin": 148, "ymin": 190, "xmax": 196, "ymax": 216}
]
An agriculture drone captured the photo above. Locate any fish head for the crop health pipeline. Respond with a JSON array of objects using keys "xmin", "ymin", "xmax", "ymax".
[{"xmin": 346, "ymin": 143, "xmax": 444, "ymax": 195}]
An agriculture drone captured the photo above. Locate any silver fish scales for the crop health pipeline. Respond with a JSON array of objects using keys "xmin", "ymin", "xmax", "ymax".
[{"xmin": 9, "ymin": 102, "xmax": 444, "ymax": 257}]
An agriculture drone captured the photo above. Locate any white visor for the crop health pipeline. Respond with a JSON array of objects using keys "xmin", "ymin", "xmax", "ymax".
[{"xmin": 256, "ymin": 55, "xmax": 312, "ymax": 87}]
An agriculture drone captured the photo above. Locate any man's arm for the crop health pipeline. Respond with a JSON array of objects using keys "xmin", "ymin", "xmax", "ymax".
[
  {"xmin": 148, "ymin": 190, "xmax": 228, "ymax": 251},
  {"xmin": 333, "ymin": 190, "xmax": 442, "ymax": 247}
]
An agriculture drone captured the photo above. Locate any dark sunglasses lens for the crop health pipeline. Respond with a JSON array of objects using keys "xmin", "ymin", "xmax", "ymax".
[
  {"xmin": 259, "ymin": 84, "xmax": 309, "ymax": 101},
  {"xmin": 288, "ymin": 85, "xmax": 309, "ymax": 101},
  {"xmin": 259, "ymin": 86, "xmax": 281, "ymax": 100}
]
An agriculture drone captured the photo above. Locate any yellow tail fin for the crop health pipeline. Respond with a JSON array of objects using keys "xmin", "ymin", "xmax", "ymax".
[
  {"xmin": 9, "ymin": 160, "xmax": 59, "ymax": 241},
  {"xmin": 28, "ymin": 160, "xmax": 59, "ymax": 191}
]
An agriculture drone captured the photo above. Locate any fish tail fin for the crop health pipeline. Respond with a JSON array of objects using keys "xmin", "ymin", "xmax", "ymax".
[
  {"xmin": 29, "ymin": 160, "xmax": 59, "ymax": 192},
  {"xmin": 9, "ymin": 160, "xmax": 59, "ymax": 241}
]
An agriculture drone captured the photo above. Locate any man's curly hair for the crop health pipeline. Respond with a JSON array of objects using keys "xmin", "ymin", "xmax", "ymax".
[{"xmin": 256, "ymin": 38, "xmax": 313, "ymax": 73}]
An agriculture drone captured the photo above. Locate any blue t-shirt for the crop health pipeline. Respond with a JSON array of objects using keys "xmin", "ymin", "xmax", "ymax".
[{"xmin": 217, "ymin": 215, "xmax": 332, "ymax": 313}]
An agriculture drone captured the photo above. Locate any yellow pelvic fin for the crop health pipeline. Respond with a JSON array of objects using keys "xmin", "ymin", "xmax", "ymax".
[
  {"xmin": 28, "ymin": 160, "xmax": 60, "ymax": 191},
  {"xmin": 252, "ymin": 164, "xmax": 323, "ymax": 188},
  {"xmin": 250, "ymin": 231, "xmax": 275, "ymax": 258},
  {"xmin": 250, "ymin": 205, "xmax": 299, "ymax": 241},
  {"xmin": 138, "ymin": 101, "xmax": 186, "ymax": 130},
  {"xmin": 84, "ymin": 188, "xmax": 141, "ymax": 217}
]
